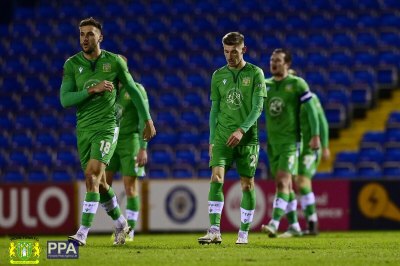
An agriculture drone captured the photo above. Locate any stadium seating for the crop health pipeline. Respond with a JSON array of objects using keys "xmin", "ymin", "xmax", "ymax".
[{"xmin": 1, "ymin": 1, "xmax": 400, "ymax": 181}]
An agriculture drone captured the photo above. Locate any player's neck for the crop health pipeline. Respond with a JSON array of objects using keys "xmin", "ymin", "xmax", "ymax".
[
  {"xmin": 273, "ymin": 73, "xmax": 288, "ymax": 81},
  {"xmin": 83, "ymin": 48, "xmax": 102, "ymax": 60},
  {"xmin": 228, "ymin": 60, "xmax": 246, "ymax": 70}
]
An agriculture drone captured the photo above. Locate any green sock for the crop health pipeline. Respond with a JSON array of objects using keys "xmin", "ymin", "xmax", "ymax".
[
  {"xmin": 286, "ymin": 191, "xmax": 298, "ymax": 225},
  {"xmin": 208, "ymin": 182, "xmax": 224, "ymax": 227},
  {"xmin": 81, "ymin": 192, "xmax": 100, "ymax": 227},
  {"xmin": 240, "ymin": 189, "xmax": 256, "ymax": 231},
  {"xmin": 126, "ymin": 196, "xmax": 140, "ymax": 229},
  {"xmin": 300, "ymin": 187, "xmax": 317, "ymax": 220},
  {"xmin": 99, "ymin": 187, "xmax": 121, "ymax": 220},
  {"xmin": 272, "ymin": 192, "xmax": 289, "ymax": 221}
]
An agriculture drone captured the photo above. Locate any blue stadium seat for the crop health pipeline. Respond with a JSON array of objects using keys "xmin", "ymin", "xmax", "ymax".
[
  {"xmin": 331, "ymin": 32, "xmax": 354, "ymax": 48},
  {"xmin": 60, "ymin": 132, "xmax": 77, "ymax": 146},
  {"xmin": 350, "ymin": 85, "xmax": 372, "ymax": 109},
  {"xmin": 150, "ymin": 147, "xmax": 174, "ymax": 164},
  {"xmin": 56, "ymin": 150, "xmax": 78, "ymax": 167},
  {"xmin": 387, "ymin": 111, "xmax": 400, "ymax": 126},
  {"xmin": 353, "ymin": 68, "xmax": 376, "ymax": 88},
  {"xmin": 3, "ymin": 170, "xmax": 25, "ymax": 183},
  {"xmin": 358, "ymin": 147, "xmax": 384, "ymax": 164},
  {"xmin": 384, "ymin": 147, "xmax": 400, "ymax": 163},
  {"xmin": 172, "ymin": 164, "xmax": 194, "ymax": 179},
  {"xmin": 382, "ymin": 162, "xmax": 400, "ymax": 178},
  {"xmin": 309, "ymin": 15, "xmax": 331, "ymax": 29},
  {"xmin": 197, "ymin": 166, "xmax": 211, "ymax": 179},
  {"xmin": 357, "ymin": 162, "xmax": 382, "ymax": 179},
  {"xmin": 178, "ymin": 131, "xmax": 201, "ymax": 145},
  {"xmin": 377, "ymin": 67, "xmax": 397, "ymax": 86},
  {"xmin": 354, "ymin": 49, "xmax": 378, "ymax": 66},
  {"xmin": 355, "ymin": 31, "xmax": 378, "ymax": 47},
  {"xmin": 361, "ymin": 131, "xmax": 385, "ymax": 146},
  {"xmin": 0, "ymin": 152, "xmax": 8, "ymax": 168},
  {"xmin": 335, "ymin": 151, "xmax": 358, "ymax": 165},
  {"xmin": 187, "ymin": 73, "xmax": 207, "ymax": 88},
  {"xmin": 36, "ymin": 132, "xmax": 57, "ymax": 147},
  {"xmin": 385, "ymin": 128, "xmax": 400, "ymax": 142},
  {"xmin": 148, "ymin": 166, "xmax": 170, "ymax": 179},
  {"xmin": 175, "ymin": 146, "xmax": 197, "ymax": 164},
  {"xmin": 328, "ymin": 70, "xmax": 352, "ymax": 86},
  {"xmin": 28, "ymin": 168, "xmax": 48, "ymax": 182},
  {"xmin": 0, "ymin": 115, "xmax": 13, "ymax": 130},
  {"xmin": 333, "ymin": 162, "xmax": 357, "ymax": 178},
  {"xmin": 181, "ymin": 111, "xmax": 201, "ymax": 126},
  {"xmin": 53, "ymin": 169, "xmax": 73, "ymax": 182},
  {"xmin": 226, "ymin": 169, "xmax": 239, "ymax": 180},
  {"xmin": 32, "ymin": 149, "xmax": 53, "ymax": 166},
  {"xmin": 12, "ymin": 133, "xmax": 33, "ymax": 148},
  {"xmin": 38, "ymin": 114, "xmax": 59, "ymax": 128},
  {"xmin": 15, "ymin": 114, "xmax": 36, "ymax": 130}
]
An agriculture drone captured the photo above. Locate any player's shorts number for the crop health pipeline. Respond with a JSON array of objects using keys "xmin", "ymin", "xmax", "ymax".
[
  {"xmin": 100, "ymin": 140, "xmax": 111, "ymax": 154},
  {"xmin": 250, "ymin": 154, "xmax": 257, "ymax": 167}
]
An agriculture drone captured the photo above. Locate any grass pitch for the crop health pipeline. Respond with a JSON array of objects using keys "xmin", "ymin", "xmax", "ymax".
[{"xmin": 1, "ymin": 231, "xmax": 399, "ymax": 266}]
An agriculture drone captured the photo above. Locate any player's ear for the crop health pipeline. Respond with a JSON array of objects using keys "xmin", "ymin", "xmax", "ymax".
[
  {"xmin": 98, "ymin": 34, "xmax": 103, "ymax": 43},
  {"xmin": 242, "ymin": 45, "xmax": 247, "ymax": 54}
]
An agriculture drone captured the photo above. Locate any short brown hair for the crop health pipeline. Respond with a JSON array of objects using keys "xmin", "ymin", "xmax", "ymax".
[
  {"xmin": 273, "ymin": 48, "xmax": 292, "ymax": 65},
  {"xmin": 79, "ymin": 17, "xmax": 102, "ymax": 32},
  {"xmin": 222, "ymin": 32, "xmax": 244, "ymax": 46}
]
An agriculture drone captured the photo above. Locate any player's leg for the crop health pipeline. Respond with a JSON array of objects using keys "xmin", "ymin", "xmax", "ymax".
[
  {"xmin": 124, "ymin": 176, "xmax": 139, "ymax": 241},
  {"xmin": 235, "ymin": 145, "xmax": 258, "ymax": 244},
  {"xmin": 119, "ymin": 134, "xmax": 143, "ymax": 241},
  {"xmin": 198, "ymin": 144, "xmax": 231, "ymax": 244},
  {"xmin": 262, "ymin": 144, "xmax": 298, "ymax": 237},
  {"xmin": 69, "ymin": 157, "xmax": 105, "ymax": 246},
  {"xmin": 297, "ymin": 151, "xmax": 319, "ymax": 235}
]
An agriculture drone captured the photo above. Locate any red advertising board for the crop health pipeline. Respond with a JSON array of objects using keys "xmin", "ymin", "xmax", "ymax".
[
  {"xmin": 220, "ymin": 180, "xmax": 350, "ymax": 232},
  {"xmin": 0, "ymin": 184, "xmax": 77, "ymax": 235}
]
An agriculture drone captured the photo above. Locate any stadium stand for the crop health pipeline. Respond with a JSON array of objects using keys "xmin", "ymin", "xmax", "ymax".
[{"xmin": 1, "ymin": 0, "xmax": 399, "ymax": 180}]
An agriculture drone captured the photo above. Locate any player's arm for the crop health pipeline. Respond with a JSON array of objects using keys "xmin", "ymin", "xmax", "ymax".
[
  {"xmin": 60, "ymin": 60, "xmax": 89, "ymax": 108},
  {"xmin": 137, "ymin": 83, "xmax": 150, "ymax": 150},
  {"xmin": 116, "ymin": 56, "xmax": 156, "ymax": 141},
  {"xmin": 299, "ymin": 79, "xmax": 320, "ymax": 150},
  {"xmin": 238, "ymin": 68, "xmax": 267, "ymax": 133},
  {"xmin": 209, "ymin": 72, "xmax": 220, "ymax": 146},
  {"xmin": 318, "ymin": 100, "xmax": 329, "ymax": 149}
]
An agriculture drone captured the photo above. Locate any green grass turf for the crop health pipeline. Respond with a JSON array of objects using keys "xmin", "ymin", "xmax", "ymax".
[{"xmin": 1, "ymin": 232, "xmax": 399, "ymax": 266}]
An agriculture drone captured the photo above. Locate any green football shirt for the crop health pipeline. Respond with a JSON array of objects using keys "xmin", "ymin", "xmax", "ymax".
[
  {"xmin": 117, "ymin": 82, "xmax": 149, "ymax": 148},
  {"xmin": 300, "ymin": 93, "xmax": 329, "ymax": 150},
  {"xmin": 60, "ymin": 50, "xmax": 150, "ymax": 131},
  {"xmin": 265, "ymin": 74, "xmax": 313, "ymax": 144},
  {"xmin": 211, "ymin": 63, "xmax": 267, "ymax": 145}
]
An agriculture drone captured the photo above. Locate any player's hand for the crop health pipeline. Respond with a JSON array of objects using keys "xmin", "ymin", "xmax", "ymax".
[
  {"xmin": 322, "ymin": 147, "xmax": 330, "ymax": 161},
  {"xmin": 136, "ymin": 148, "xmax": 148, "ymax": 167},
  {"xmin": 143, "ymin": 120, "xmax": 156, "ymax": 141},
  {"xmin": 88, "ymin": 80, "xmax": 114, "ymax": 94},
  {"xmin": 309, "ymin": 135, "xmax": 321, "ymax": 150},
  {"xmin": 226, "ymin": 128, "xmax": 244, "ymax": 148}
]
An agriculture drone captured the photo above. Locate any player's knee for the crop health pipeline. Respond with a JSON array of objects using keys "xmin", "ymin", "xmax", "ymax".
[
  {"xmin": 276, "ymin": 178, "xmax": 290, "ymax": 191},
  {"xmin": 240, "ymin": 178, "xmax": 254, "ymax": 191},
  {"xmin": 211, "ymin": 173, "xmax": 223, "ymax": 183}
]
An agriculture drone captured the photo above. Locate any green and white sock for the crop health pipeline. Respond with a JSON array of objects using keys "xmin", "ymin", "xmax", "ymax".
[
  {"xmin": 208, "ymin": 182, "xmax": 224, "ymax": 229},
  {"xmin": 240, "ymin": 189, "xmax": 256, "ymax": 232},
  {"xmin": 300, "ymin": 187, "xmax": 318, "ymax": 222},
  {"xmin": 126, "ymin": 196, "xmax": 140, "ymax": 231},
  {"xmin": 286, "ymin": 191, "xmax": 300, "ymax": 231},
  {"xmin": 80, "ymin": 192, "xmax": 100, "ymax": 237},
  {"xmin": 269, "ymin": 192, "xmax": 289, "ymax": 229},
  {"xmin": 100, "ymin": 187, "xmax": 124, "ymax": 227}
]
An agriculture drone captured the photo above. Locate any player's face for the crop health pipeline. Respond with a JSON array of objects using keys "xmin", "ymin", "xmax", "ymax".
[
  {"xmin": 79, "ymin": 25, "xmax": 102, "ymax": 55},
  {"xmin": 270, "ymin": 52, "xmax": 288, "ymax": 77},
  {"xmin": 223, "ymin": 43, "xmax": 246, "ymax": 68}
]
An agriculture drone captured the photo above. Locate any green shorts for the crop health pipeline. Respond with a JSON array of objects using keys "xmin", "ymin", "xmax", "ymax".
[
  {"xmin": 267, "ymin": 143, "xmax": 300, "ymax": 178},
  {"xmin": 106, "ymin": 133, "xmax": 145, "ymax": 177},
  {"xmin": 77, "ymin": 127, "xmax": 119, "ymax": 170},
  {"xmin": 298, "ymin": 148, "xmax": 321, "ymax": 178},
  {"xmin": 209, "ymin": 144, "xmax": 259, "ymax": 178}
]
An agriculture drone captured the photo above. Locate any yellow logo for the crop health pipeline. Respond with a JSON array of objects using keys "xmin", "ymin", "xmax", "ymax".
[
  {"xmin": 103, "ymin": 63, "xmax": 111, "ymax": 72},
  {"xmin": 242, "ymin": 77, "xmax": 251, "ymax": 86},
  {"xmin": 9, "ymin": 237, "xmax": 41, "ymax": 264},
  {"xmin": 358, "ymin": 183, "xmax": 400, "ymax": 221}
]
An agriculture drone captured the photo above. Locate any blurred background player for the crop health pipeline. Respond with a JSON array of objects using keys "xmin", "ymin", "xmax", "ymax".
[
  {"xmin": 60, "ymin": 17, "xmax": 156, "ymax": 246},
  {"xmin": 198, "ymin": 32, "xmax": 267, "ymax": 245},
  {"xmin": 261, "ymin": 49, "xmax": 320, "ymax": 238},
  {"xmin": 288, "ymin": 69, "xmax": 330, "ymax": 235},
  {"xmin": 106, "ymin": 55, "xmax": 150, "ymax": 242}
]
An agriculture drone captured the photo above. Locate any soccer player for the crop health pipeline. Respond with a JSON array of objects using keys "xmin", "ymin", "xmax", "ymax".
[
  {"xmin": 297, "ymin": 93, "xmax": 330, "ymax": 235},
  {"xmin": 60, "ymin": 17, "xmax": 156, "ymax": 246},
  {"xmin": 261, "ymin": 49, "xmax": 320, "ymax": 238},
  {"xmin": 105, "ymin": 55, "xmax": 150, "ymax": 242},
  {"xmin": 288, "ymin": 69, "xmax": 331, "ymax": 235},
  {"xmin": 197, "ymin": 32, "xmax": 267, "ymax": 245}
]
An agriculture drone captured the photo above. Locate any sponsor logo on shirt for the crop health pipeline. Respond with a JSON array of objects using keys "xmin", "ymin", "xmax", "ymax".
[
  {"xmin": 242, "ymin": 77, "xmax": 251, "ymax": 86},
  {"xmin": 226, "ymin": 88, "xmax": 243, "ymax": 110},
  {"xmin": 103, "ymin": 63, "xmax": 111, "ymax": 72},
  {"xmin": 78, "ymin": 66, "xmax": 83, "ymax": 73},
  {"xmin": 269, "ymin": 97, "xmax": 285, "ymax": 116}
]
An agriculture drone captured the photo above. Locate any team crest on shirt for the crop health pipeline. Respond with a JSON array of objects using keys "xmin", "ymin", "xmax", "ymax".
[
  {"xmin": 103, "ymin": 63, "xmax": 111, "ymax": 72},
  {"xmin": 285, "ymin": 84, "xmax": 293, "ymax": 92},
  {"xmin": 226, "ymin": 88, "xmax": 243, "ymax": 110},
  {"xmin": 269, "ymin": 97, "xmax": 285, "ymax": 116},
  {"xmin": 242, "ymin": 77, "xmax": 251, "ymax": 86}
]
